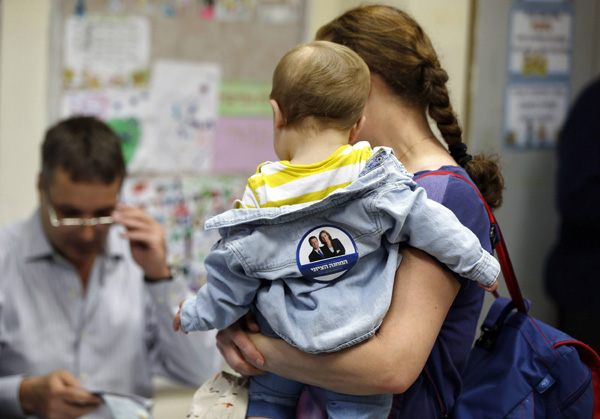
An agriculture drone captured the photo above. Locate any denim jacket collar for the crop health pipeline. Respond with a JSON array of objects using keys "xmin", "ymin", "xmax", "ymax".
[{"xmin": 205, "ymin": 147, "xmax": 411, "ymax": 230}]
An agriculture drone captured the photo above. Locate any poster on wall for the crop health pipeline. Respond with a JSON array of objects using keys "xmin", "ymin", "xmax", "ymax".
[
  {"xmin": 503, "ymin": 0, "xmax": 573, "ymax": 150},
  {"xmin": 128, "ymin": 60, "xmax": 221, "ymax": 174},
  {"xmin": 215, "ymin": 80, "xmax": 276, "ymax": 174},
  {"xmin": 502, "ymin": 80, "xmax": 569, "ymax": 149},
  {"xmin": 60, "ymin": 89, "xmax": 150, "ymax": 164},
  {"xmin": 121, "ymin": 174, "xmax": 247, "ymax": 291},
  {"xmin": 214, "ymin": 117, "xmax": 277, "ymax": 174},
  {"xmin": 63, "ymin": 15, "xmax": 150, "ymax": 88},
  {"xmin": 257, "ymin": 0, "xmax": 302, "ymax": 24},
  {"xmin": 508, "ymin": 8, "xmax": 573, "ymax": 77}
]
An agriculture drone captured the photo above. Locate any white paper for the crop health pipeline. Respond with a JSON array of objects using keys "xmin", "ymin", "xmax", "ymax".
[
  {"xmin": 257, "ymin": 0, "xmax": 300, "ymax": 24},
  {"xmin": 60, "ymin": 89, "xmax": 151, "ymax": 120},
  {"xmin": 508, "ymin": 9, "xmax": 573, "ymax": 76},
  {"xmin": 128, "ymin": 60, "xmax": 221, "ymax": 174},
  {"xmin": 64, "ymin": 15, "xmax": 150, "ymax": 88},
  {"xmin": 503, "ymin": 81, "xmax": 569, "ymax": 149},
  {"xmin": 91, "ymin": 391, "xmax": 153, "ymax": 419}
]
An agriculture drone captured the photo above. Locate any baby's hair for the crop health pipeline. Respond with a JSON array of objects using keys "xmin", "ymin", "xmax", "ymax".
[{"xmin": 270, "ymin": 40, "xmax": 370, "ymax": 132}]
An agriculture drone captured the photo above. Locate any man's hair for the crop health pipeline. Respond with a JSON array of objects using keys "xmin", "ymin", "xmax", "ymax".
[
  {"xmin": 270, "ymin": 40, "xmax": 370, "ymax": 132},
  {"xmin": 41, "ymin": 116, "xmax": 126, "ymax": 190}
]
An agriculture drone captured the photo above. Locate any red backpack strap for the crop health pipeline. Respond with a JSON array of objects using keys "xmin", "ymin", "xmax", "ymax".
[{"xmin": 414, "ymin": 170, "xmax": 527, "ymax": 313}]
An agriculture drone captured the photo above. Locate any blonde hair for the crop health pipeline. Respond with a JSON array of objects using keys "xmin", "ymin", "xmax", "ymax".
[{"xmin": 270, "ymin": 40, "xmax": 370, "ymax": 132}]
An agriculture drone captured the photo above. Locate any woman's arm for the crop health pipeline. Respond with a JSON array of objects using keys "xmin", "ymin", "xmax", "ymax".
[{"xmin": 216, "ymin": 247, "xmax": 460, "ymax": 394}]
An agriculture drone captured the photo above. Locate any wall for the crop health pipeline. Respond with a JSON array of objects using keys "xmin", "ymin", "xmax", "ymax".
[
  {"xmin": 0, "ymin": 0, "xmax": 49, "ymax": 224},
  {"xmin": 468, "ymin": 0, "xmax": 600, "ymax": 324}
]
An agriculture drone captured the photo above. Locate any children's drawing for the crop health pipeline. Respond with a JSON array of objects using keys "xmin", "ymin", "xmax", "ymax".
[
  {"xmin": 64, "ymin": 15, "xmax": 151, "ymax": 89},
  {"xmin": 128, "ymin": 61, "xmax": 221, "ymax": 174},
  {"xmin": 121, "ymin": 174, "xmax": 247, "ymax": 291}
]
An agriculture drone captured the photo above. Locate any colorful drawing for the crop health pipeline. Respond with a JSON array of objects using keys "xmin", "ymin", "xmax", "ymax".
[
  {"xmin": 107, "ymin": 118, "xmax": 141, "ymax": 164},
  {"xmin": 121, "ymin": 174, "xmax": 247, "ymax": 290},
  {"xmin": 128, "ymin": 61, "xmax": 221, "ymax": 174},
  {"xmin": 64, "ymin": 15, "xmax": 151, "ymax": 89},
  {"xmin": 219, "ymin": 80, "xmax": 272, "ymax": 117}
]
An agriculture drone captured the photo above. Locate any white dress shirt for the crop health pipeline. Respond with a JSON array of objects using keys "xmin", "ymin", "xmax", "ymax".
[{"xmin": 0, "ymin": 210, "xmax": 221, "ymax": 418}]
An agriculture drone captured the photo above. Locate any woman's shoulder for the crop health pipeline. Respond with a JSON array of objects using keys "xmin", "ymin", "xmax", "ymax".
[
  {"xmin": 414, "ymin": 165, "xmax": 491, "ymax": 251},
  {"xmin": 413, "ymin": 166, "xmax": 480, "ymax": 207}
]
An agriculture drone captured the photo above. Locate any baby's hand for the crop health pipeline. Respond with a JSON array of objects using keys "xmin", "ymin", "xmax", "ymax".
[
  {"xmin": 172, "ymin": 300, "xmax": 188, "ymax": 334},
  {"xmin": 478, "ymin": 280, "xmax": 499, "ymax": 293}
]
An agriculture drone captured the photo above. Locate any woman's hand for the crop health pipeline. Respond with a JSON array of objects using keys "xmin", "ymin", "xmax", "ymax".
[{"xmin": 216, "ymin": 313, "xmax": 266, "ymax": 377}]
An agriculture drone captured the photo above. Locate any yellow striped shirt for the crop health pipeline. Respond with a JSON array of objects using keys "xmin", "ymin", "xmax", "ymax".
[{"xmin": 236, "ymin": 141, "xmax": 373, "ymax": 209}]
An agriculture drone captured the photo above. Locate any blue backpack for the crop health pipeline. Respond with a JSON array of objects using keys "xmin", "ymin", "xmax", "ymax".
[
  {"xmin": 452, "ymin": 295, "xmax": 600, "ymax": 418},
  {"xmin": 417, "ymin": 171, "xmax": 600, "ymax": 418}
]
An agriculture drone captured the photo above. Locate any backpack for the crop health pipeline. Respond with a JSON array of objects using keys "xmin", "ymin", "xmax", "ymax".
[
  {"xmin": 416, "ymin": 171, "xmax": 600, "ymax": 418},
  {"xmin": 452, "ymin": 296, "xmax": 600, "ymax": 418}
]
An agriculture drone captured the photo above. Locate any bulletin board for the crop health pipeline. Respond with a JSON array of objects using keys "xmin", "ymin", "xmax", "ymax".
[{"xmin": 49, "ymin": 0, "xmax": 309, "ymax": 290}]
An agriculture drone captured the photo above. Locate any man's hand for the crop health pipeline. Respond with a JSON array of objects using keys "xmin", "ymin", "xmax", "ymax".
[
  {"xmin": 19, "ymin": 370, "xmax": 102, "ymax": 419},
  {"xmin": 111, "ymin": 204, "xmax": 171, "ymax": 280},
  {"xmin": 216, "ymin": 314, "xmax": 265, "ymax": 377}
]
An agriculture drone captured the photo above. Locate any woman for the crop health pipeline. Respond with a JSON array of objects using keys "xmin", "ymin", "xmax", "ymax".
[
  {"xmin": 318, "ymin": 230, "xmax": 345, "ymax": 258},
  {"xmin": 217, "ymin": 5, "xmax": 504, "ymax": 417}
]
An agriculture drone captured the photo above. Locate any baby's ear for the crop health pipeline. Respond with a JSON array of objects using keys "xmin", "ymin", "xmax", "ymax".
[
  {"xmin": 269, "ymin": 99, "xmax": 285, "ymax": 129},
  {"xmin": 349, "ymin": 115, "xmax": 366, "ymax": 144}
]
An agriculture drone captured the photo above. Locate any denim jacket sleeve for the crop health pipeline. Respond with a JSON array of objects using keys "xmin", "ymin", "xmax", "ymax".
[
  {"xmin": 180, "ymin": 240, "xmax": 261, "ymax": 331},
  {"xmin": 375, "ymin": 184, "xmax": 500, "ymax": 287}
]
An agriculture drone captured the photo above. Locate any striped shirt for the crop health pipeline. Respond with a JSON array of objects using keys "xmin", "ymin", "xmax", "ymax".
[
  {"xmin": 237, "ymin": 141, "xmax": 374, "ymax": 209},
  {"xmin": 0, "ymin": 210, "xmax": 222, "ymax": 418}
]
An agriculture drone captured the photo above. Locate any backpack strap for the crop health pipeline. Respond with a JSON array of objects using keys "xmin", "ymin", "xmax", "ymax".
[
  {"xmin": 476, "ymin": 296, "xmax": 531, "ymax": 351},
  {"xmin": 414, "ymin": 170, "xmax": 527, "ymax": 312}
]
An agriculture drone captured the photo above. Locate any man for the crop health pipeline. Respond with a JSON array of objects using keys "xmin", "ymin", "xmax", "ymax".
[
  {"xmin": 307, "ymin": 236, "xmax": 325, "ymax": 262},
  {"xmin": 0, "ymin": 116, "xmax": 221, "ymax": 418}
]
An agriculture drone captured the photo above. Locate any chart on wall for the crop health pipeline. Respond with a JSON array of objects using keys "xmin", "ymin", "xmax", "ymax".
[
  {"xmin": 51, "ymin": 0, "xmax": 307, "ymax": 288},
  {"xmin": 502, "ymin": 0, "xmax": 574, "ymax": 150}
]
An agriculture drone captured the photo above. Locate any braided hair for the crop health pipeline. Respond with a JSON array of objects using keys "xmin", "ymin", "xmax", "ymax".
[{"xmin": 316, "ymin": 5, "xmax": 504, "ymax": 210}]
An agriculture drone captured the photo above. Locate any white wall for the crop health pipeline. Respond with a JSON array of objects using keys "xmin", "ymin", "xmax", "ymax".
[{"xmin": 0, "ymin": 0, "xmax": 49, "ymax": 224}]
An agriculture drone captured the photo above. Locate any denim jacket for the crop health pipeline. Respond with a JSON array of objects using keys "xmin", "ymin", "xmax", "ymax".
[{"xmin": 181, "ymin": 147, "xmax": 500, "ymax": 353}]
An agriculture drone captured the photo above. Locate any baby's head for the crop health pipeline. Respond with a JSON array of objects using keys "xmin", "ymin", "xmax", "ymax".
[{"xmin": 270, "ymin": 40, "xmax": 370, "ymax": 133}]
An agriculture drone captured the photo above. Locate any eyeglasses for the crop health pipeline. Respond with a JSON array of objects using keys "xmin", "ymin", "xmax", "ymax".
[{"xmin": 46, "ymin": 200, "xmax": 114, "ymax": 228}]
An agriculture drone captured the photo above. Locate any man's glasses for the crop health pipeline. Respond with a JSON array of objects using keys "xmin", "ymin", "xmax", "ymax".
[{"xmin": 47, "ymin": 200, "xmax": 114, "ymax": 228}]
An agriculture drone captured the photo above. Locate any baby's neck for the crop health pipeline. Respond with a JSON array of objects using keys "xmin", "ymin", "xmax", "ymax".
[{"xmin": 285, "ymin": 128, "xmax": 351, "ymax": 166}]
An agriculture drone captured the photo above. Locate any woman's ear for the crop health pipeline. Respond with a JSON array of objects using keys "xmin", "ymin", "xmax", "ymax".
[
  {"xmin": 348, "ymin": 115, "xmax": 366, "ymax": 144},
  {"xmin": 269, "ymin": 99, "xmax": 285, "ymax": 130}
]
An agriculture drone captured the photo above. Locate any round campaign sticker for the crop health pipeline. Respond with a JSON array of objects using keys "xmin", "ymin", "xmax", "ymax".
[{"xmin": 296, "ymin": 225, "xmax": 358, "ymax": 283}]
